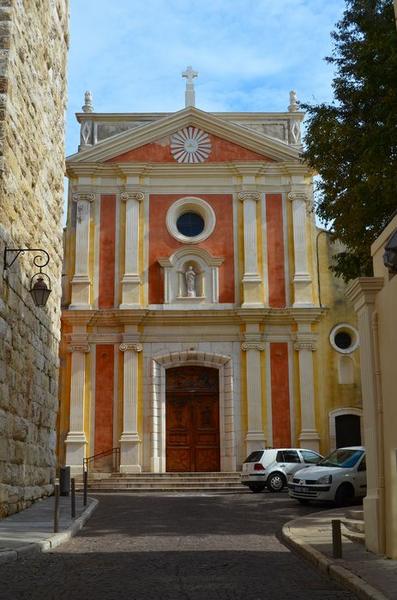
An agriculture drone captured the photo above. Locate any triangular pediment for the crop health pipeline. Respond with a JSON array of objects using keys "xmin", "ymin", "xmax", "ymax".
[{"xmin": 66, "ymin": 107, "xmax": 301, "ymax": 165}]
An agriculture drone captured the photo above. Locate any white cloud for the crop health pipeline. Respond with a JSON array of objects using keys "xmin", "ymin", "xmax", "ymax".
[{"xmin": 66, "ymin": 0, "xmax": 345, "ymax": 154}]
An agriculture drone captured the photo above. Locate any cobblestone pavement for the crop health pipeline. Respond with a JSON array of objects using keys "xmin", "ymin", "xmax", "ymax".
[{"xmin": 0, "ymin": 492, "xmax": 358, "ymax": 600}]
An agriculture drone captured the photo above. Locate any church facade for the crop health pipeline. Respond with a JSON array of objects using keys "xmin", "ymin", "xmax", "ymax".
[{"xmin": 59, "ymin": 76, "xmax": 362, "ymax": 475}]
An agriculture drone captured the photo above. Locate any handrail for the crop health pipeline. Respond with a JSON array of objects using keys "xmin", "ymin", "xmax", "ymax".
[{"xmin": 83, "ymin": 447, "xmax": 120, "ymax": 473}]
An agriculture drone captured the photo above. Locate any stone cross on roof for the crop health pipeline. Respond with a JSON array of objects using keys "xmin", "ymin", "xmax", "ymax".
[{"xmin": 182, "ymin": 65, "xmax": 198, "ymax": 108}]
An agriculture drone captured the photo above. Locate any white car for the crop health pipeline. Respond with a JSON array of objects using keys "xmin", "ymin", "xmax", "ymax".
[
  {"xmin": 288, "ymin": 446, "xmax": 366, "ymax": 506},
  {"xmin": 241, "ymin": 448, "xmax": 322, "ymax": 492}
]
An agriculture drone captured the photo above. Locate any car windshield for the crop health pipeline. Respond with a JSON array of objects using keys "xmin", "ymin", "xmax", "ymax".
[{"xmin": 318, "ymin": 448, "xmax": 364, "ymax": 468}]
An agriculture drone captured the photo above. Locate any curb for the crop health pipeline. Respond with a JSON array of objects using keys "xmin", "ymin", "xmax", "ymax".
[
  {"xmin": 281, "ymin": 519, "xmax": 388, "ymax": 600},
  {"xmin": 0, "ymin": 497, "xmax": 98, "ymax": 565}
]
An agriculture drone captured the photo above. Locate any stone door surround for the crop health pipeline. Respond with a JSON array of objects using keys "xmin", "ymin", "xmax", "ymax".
[{"xmin": 150, "ymin": 350, "xmax": 236, "ymax": 472}]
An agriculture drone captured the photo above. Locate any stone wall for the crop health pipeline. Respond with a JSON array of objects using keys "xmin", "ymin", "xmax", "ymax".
[{"xmin": 0, "ymin": 0, "xmax": 68, "ymax": 517}]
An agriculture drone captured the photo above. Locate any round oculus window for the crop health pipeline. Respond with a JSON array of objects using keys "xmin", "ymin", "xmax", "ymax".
[
  {"xmin": 334, "ymin": 331, "xmax": 352, "ymax": 350},
  {"xmin": 166, "ymin": 197, "xmax": 216, "ymax": 244},
  {"xmin": 329, "ymin": 324, "xmax": 359, "ymax": 354},
  {"xmin": 176, "ymin": 212, "xmax": 205, "ymax": 237}
]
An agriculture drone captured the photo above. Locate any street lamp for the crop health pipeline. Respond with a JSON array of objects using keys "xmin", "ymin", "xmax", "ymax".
[
  {"xmin": 383, "ymin": 229, "xmax": 397, "ymax": 275},
  {"xmin": 3, "ymin": 248, "xmax": 52, "ymax": 307}
]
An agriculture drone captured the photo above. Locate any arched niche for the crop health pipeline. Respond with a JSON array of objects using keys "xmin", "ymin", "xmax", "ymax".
[{"xmin": 158, "ymin": 247, "xmax": 224, "ymax": 305}]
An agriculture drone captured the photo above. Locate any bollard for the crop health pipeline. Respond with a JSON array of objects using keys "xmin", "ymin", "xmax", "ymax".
[
  {"xmin": 83, "ymin": 469, "xmax": 88, "ymax": 506},
  {"xmin": 53, "ymin": 483, "xmax": 60, "ymax": 533},
  {"xmin": 332, "ymin": 519, "xmax": 342, "ymax": 558},
  {"xmin": 71, "ymin": 478, "xmax": 76, "ymax": 518}
]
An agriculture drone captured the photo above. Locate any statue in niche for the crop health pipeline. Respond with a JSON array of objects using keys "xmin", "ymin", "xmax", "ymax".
[{"xmin": 185, "ymin": 265, "xmax": 197, "ymax": 297}]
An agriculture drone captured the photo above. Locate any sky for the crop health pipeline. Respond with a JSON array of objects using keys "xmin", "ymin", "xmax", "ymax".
[{"xmin": 66, "ymin": 0, "xmax": 346, "ymax": 157}]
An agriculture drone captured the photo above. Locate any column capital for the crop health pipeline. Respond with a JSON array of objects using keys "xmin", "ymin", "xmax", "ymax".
[
  {"xmin": 238, "ymin": 191, "xmax": 260, "ymax": 203},
  {"xmin": 120, "ymin": 191, "xmax": 144, "ymax": 203},
  {"xmin": 241, "ymin": 342, "xmax": 265, "ymax": 352},
  {"xmin": 119, "ymin": 342, "xmax": 143, "ymax": 353},
  {"xmin": 345, "ymin": 277, "xmax": 384, "ymax": 312},
  {"xmin": 68, "ymin": 344, "xmax": 90, "ymax": 353},
  {"xmin": 287, "ymin": 190, "xmax": 308, "ymax": 203},
  {"xmin": 72, "ymin": 192, "xmax": 95, "ymax": 203},
  {"xmin": 293, "ymin": 334, "xmax": 317, "ymax": 352}
]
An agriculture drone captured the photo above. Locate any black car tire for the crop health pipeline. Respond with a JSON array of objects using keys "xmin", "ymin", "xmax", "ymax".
[
  {"xmin": 266, "ymin": 472, "xmax": 286, "ymax": 492},
  {"xmin": 247, "ymin": 483, "xmax": 266, "ymax": 493},
  {"xmin": 335, "ymin": 483, "xmax": 354, "ymax": 507}
]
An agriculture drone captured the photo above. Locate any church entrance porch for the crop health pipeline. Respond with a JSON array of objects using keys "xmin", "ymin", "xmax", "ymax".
[{"xmin": 166, "ymin": 366, "xmax": 220, "ymax": 472}]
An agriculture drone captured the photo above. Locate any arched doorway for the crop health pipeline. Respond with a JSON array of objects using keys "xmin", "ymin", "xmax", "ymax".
[
  {"xmin": 329, "ymin": 408, "xmax": 362, "ymax": 451},
  {"xmin": 335, "ymin": 414, "xmax": 361, "ymax": 448},
  {"xmin": 166, "ymin": 366, "xmax": 220, "ymax": 472}
]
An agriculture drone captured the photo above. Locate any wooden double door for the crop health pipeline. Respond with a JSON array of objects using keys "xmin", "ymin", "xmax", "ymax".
[{"xmin": 166, "ymin": 366, "xmax": 220, "ymax": 472}]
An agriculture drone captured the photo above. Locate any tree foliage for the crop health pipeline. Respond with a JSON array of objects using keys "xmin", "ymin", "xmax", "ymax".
[{"xmin": 302, "ymin": 0, "xmax": 397, "ymax": 281}]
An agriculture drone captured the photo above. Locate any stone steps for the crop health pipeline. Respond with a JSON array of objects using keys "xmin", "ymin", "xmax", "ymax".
[
  {"xmin": 75, "ymin": 471, "xmax": 246, "ymax": 493},
  {"xmin": 342, "ymin": 508, "xmax": 365, "ymax": 545},
  {"xmin": 84, "ymin": 486, "xmax": 247, "ymax": 494}
]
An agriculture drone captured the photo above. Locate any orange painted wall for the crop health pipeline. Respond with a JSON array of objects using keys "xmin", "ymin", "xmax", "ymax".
[
  {"xmin": 149, "ymin": 194, "xmax": 234, "ymax": 304},
  {"xmin": 270, "ymin": 343, "xmax": 291, "ymax": 447},
  {"xmin": 99, "ymin": 195, "xmax": 116, "ymax": 308},
  {"xmin": 107, "ymin": 133, "xmax": 273, "ymax": 163},
  {"xmin": 266, "ymin": 194, "xmax": 286, "ymax": 307},
  {"xmin": 95, "ymin": 345, "xmax": 114, "ymax": 454}
]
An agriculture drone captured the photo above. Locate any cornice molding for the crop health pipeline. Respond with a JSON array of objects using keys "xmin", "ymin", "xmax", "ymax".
[
  {"xmin": 158, "ymin": 246, "xmax": 224, "ymax": 268},
  {"xmin": 66, "ymin": 160, "xmax": 312, "ymax": 180},
  {"xmin": 75, "ymin": 110, "xmax": 305, "ymax": 124},
  {"xmin": 61, "ymin": 306, "xmax": 327, "ymax": 328},
  {"xmin": 345, "ymin": 277, "xmax": 384, "ymax": 311}
]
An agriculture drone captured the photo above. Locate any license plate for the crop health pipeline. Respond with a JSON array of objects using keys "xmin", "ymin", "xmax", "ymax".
[{"xmin": 295, "ymin": 485, "xmax": 309, "ymax": 492}]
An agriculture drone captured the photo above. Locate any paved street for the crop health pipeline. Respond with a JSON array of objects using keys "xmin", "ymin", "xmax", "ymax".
[{"xmin": 0, "ymin": 492, "xmax": 357, "ymax": 600}]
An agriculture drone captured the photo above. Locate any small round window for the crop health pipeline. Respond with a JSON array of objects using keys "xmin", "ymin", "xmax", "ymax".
[
  {"xmin": 166, "ymin": 197, "xmax": 216, "ymax": 244},
  {"xmin": 330, "ymin": 324, "xmax": 359, "ymax": 354},
  {"xmin": 176, "ymin": 212, "xmax": 205, "ymax": 237},
  {"xmin": 334, "ymin": 331, "xmax": 352, "ymax": 350}
]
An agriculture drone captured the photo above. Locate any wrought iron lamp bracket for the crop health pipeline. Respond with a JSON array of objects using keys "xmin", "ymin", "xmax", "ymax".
[
  {"xmin": 3, "ymin": 248, "xmax": 52, "ymax": 307},
  {"xmin": 3, "ymin": 248, "xmax": 50, "ymax": 272}
]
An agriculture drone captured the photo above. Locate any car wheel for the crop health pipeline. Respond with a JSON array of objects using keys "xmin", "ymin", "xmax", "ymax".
[
  {"xmin": 248, "ymin": 483, "xmax": 266, "ymax": 493},
  {"xmin": 267, "ymin": 472, "xmax": 286, "ymax": 492},
  {"xmin": 335, "ymin": 483, "xmax": 354, "ymax": 507},
  {"xmin": 297, "ymin": 498, "xmax": 309, "ymax": 505}
]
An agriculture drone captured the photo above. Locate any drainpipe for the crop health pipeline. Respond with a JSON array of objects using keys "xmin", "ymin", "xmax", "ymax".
[
  {"xmin": 371, "ymin": 310, "xmax": 386, "ymax": 554},
  {"xmin": 315, "ymin": 229, "xmax": 330, "ymax": 308}
]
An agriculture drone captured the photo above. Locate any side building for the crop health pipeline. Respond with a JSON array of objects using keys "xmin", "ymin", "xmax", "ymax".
[
  {"xmin": 59, "ymin": 82, "xmax": 362, "ymax": 476},
  {"xmin": 347, "ymin": 213, "xmax": 397, "ymax": 558},
  {"xmin": 0, "ymin": 1, "xmax": 68, "ymax": 516}
]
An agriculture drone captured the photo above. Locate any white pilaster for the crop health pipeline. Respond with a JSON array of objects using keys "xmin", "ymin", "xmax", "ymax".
[
  {"xmin": 288, "ymin": 191, "xmax": 313, "ymax": 306},
  {"xmin": 119, "ymin": 342, "xmax": 143, "ymax": 473},
  {"xmin": 70, "ymin": 192, "xmax": 94, "ymax": 309},
  {"xmin": 65, "ymin": 344, "xmax": 90, "ymax": 475},
  {"xmin": 242, "ymin": 334, "xmax": 265, "ymax": 454},
  {"xmin": 294, "ymin": 324, "xmax": 320, "ymax": 451},
  {"xmin": 120, "ymin": 191, "xmax": 144, "ymax": 308},
  {"xmin": 238, "ymin": 191, "xmax": 263, "ymax": 307},
  {"xmin": 346, "ymin": 278, "xmax": 385, "ymax": 555}
]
